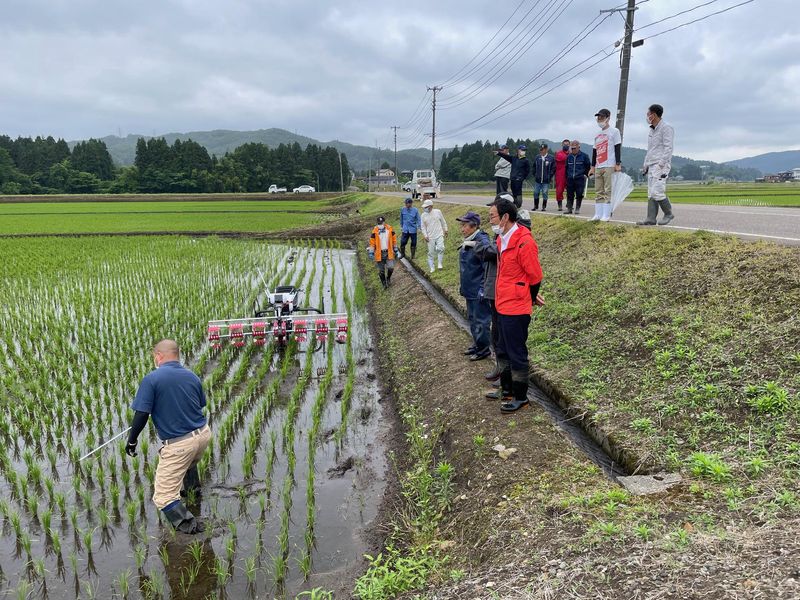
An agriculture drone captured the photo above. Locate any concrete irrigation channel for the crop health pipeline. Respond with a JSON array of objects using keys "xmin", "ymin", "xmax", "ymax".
[{"xmin": 398, "ymin": 256, "xmax": 629, "ymax": 482}]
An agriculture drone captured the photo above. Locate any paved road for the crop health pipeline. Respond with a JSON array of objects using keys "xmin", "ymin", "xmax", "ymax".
[{"xmin": 377, "ymin": 192, "xmax": 800, "ymax": 246}]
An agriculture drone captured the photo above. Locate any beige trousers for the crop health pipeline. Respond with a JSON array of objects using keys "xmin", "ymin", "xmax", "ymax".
[
  {"xmin": 594, "ymin": 167, "xmax": 614, "ymax": 204},
  {"xmin": 152, "ymin": 425, "xmax": 211, "ymax": 509}
]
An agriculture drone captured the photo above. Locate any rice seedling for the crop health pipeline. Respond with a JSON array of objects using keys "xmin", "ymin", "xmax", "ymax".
[{"xmin": 115, "ymin": 569, "xmax": 131, "ymax": 598}]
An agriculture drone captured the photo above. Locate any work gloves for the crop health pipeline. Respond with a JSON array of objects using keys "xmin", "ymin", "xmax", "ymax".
[{"xmin": 125, "ymin": 441, "xmax": 137, "ymax": 457}]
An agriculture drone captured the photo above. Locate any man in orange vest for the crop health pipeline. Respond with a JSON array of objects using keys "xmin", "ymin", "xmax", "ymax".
[
  {"xmin": 488, "ymin": 200, "xmax": 544, "ymax": 413},
  {"xmin": 368, "ymin": 216, "xmax": 399, "ymax": 289}
]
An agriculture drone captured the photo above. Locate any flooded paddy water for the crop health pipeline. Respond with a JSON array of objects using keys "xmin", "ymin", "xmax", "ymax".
[{"xmin": 0, "ymin": 237, "xmax": 387, "ymax": 599}]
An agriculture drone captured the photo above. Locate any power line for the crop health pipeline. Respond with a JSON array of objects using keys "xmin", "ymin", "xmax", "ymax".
[
  {"xmin": 438, "ymin": 0, "xmax": 575, "ymax": 110},
  {"xmin": 634, "ymin": 0, "xmax": 720, "ymax": 32},
  {"xmin": 399, "ymin": 89, "xmax": 431, "ymax": 129},
  {"xmin": 638, "ymin": 0, "xmax": 754, "ymax": 41}
]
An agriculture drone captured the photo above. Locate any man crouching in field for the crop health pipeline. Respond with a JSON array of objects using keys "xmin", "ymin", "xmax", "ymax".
[{"xmin": 126, "ymin": 339, "xmax": 211, "ymax": 534}]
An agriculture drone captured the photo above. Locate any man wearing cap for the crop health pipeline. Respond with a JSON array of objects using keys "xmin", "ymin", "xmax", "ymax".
[
  {"xmin": 637, "ymin": 103, "xmax": 675, "ymax": 226},
  {"xmin": 532, "ymin": 143, "xmax": 556, "ymax": 211},
  {"xmin": 494, "ymin": 145, "xmax": 511, "ymax": 193},
  {"xmin": 494, "ymin": 144, "xmax": 530, "ymax": 208},
  {"xmin": 126, "ymin": 339, "xmax": 211, "ymax": 534},
  {"xmin": 420, "ymin": 197, "xmax": 448, "ymax": 273},
  {"xmin": 399, "ymin": 197, "xmax": 421, "ymax": 259},
  {"xmin": 368, "ymin": 216, "xmax": 399, "ymax": 289},
  {"xmin": 487, "ymin": 202, "xmax": 544, "ymax": 413},
  {"xmin": 564, "ymin": 140, "xmax": 591, "ymax": 215},
  {"xmin": 587, "ymin": 108, "xmax": 622, "ymax": 222},
  {"xmin": 457, "ymin": 211, "xmax": 492, "ymax": 362},
  {"xmin": 554, "ymin": 139, "xmax": 570, "ymax": 211}
]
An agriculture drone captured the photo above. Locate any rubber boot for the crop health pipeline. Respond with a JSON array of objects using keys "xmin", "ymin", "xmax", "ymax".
[
  {"xmin": 575, "ymin": 198, "xmax": 582, "ymax": 214},
  {"xmin": 379, "ymin": 273, "xmax": 387, "ymax": 289},
  {"xmin": 637, "ymin": 198, "xmax": 658, "ymax": 225},
  {"xmin": 181, "ymin": 465, "xmax": 201, "ymax": 499},
  {"xmin": 411, "ymin": 246, "xmax": 416, "ymax": 259},
  {"xmin": 599, "ymin": 202, "xmax": 611, "ymax": 222},
  {"xmin": 428, "ymin": 256, "xmax": 435, "ymax": 273},
  {"xmin": 386, "ymin": 268, "xmax": 393, "ymax": 286},
  {"xmin": 162, "ymin": 501, "xmax": 204, "ymax": 534},
  {"xmin": 513, "ymin": 195, "xmax": 523, "ymax": 208},
  {"xmin": 484, "ymin": 361, "xmax": 502, "ymax": 381},
  {"xmin": 589, "ymin": 202, "xmax": 602, "ymax": 221},
  {"xmin": 486, "ymin": 369, "xmax": 512, "ymax": 401},
  {"xmin": 557, "ymin": 200, "xmax": 563, "ymax": 212},
  {"xmin": 657, "ymin": 198, "xmax": 674, "ymax": 225},
  {"xmin": 541, "ymin": 198, "xmax": 547, "ymax": 211},
  {"xmin": 501, "ymin": 377, "xmax": 530, "ymax": 413},
  {"xmin": 565, "ymin": 197, "xmax": 573, "ymax": 214}
]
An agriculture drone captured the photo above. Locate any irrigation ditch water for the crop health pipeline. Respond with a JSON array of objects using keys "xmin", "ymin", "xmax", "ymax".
[{"xmin": 0, "ymin": 242, "xmax": 389, "ymax": 599}]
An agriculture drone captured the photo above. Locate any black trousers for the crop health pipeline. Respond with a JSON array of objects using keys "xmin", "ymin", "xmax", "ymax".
[
  {"xmin": 566, "ymin": 177, "xmax": 586, "ymax": 211},
  {"xmin": 400, "ymin": 231, "xmax": 417, "ymax": 255},
  {"xmin": 495, "ymin": 177, "xmax": 509, "ymax": 193},
  {"xmin": 488, "ymin": 299, "xmax": 499, "ymax": 352},
  {"xmin": 510, "ymin": 179, "xmax": 524, "ymax": 207},
  {"xmin": 496, "ymin": 313, "xmax": 531, "ymax": 372}
]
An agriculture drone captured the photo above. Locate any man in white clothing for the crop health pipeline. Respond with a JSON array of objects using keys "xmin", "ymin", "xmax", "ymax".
[
  {"xmin": 637, "ymin": 104, "xmax": 675, "ymax": 226},
  {"xmin": 587, "ymin": 108, "xmax": 622, "ymax": 222},
  {"xmin": 420, "ymin": 196, "xmax": 448, "ymax": 273}
]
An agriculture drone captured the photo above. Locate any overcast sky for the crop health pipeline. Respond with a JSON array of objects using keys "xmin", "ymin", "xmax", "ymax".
[{"xmin": 1, "ymin": 0, "xmax": 794, "ymax": 162}]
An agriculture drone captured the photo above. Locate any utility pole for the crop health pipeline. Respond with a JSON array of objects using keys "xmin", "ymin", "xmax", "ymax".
[
  {"xmin": 390, "ymin": 126, "xmax": 399, "ymax": 184},
  {"xmin": 337, "ymin": 150, "xmax": 344, "ymax": 192},
  {"xmin": 601, "ymin": 0, "xmax": 641, "ymax": 140},
  {"xmin": 427, "ymin": 86, "xmax": 442, "ymax": 170}
]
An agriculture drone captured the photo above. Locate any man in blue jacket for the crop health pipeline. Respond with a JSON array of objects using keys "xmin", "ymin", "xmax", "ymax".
[
  {"xmin": 399, "ymin": 197, "xmax": 421, "ymax": 259},
  {"xmin": 494, "ymin": 144, "xmax": 530, "ymax": 208},
  {"xmin": 457, "ymin": 210, "xmax": 492, "ymax": 362},
  {"xmin": 532, "ymin": 143, "xmax": 556, "ymax": 211},
  {"xmin": 564, "ymin": 140, "xmax": 591, "ymax": 215}
]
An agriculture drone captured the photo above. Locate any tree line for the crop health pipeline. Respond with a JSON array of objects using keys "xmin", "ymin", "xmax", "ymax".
[{"xmin": 0, "ymin": 134, "xmax": 351, "ymax": 194}]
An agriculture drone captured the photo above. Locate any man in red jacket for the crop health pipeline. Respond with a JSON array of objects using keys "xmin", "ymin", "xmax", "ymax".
[{"xmin": 488, "ymin": 200, "xmax": 544, "ymax": 413}]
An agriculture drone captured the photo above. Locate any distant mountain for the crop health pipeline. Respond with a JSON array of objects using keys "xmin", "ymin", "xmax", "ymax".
[
  {"xmin": 68, "ymin": 128, "xmax": 756, "ymax": 179},
  {"xmin": 724, "ymin": 150, "xmax": 800, "ymax": 175}
]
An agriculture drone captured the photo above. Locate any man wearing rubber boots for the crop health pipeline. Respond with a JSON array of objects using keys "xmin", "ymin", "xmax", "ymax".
[
  {"xmin": 126, "ymin": 339, "xmax": 211, "ymax": 534},
  {"xmin": 368, "ymin": 216, "xmax": 399, "ymax": 289},
  {"xmin": 488, "ymin": 202, "xmax": 544, "ymax": 413},
  {"xmin": 637, "ymin": 104, "xmax": 675, "ymax": 226}
]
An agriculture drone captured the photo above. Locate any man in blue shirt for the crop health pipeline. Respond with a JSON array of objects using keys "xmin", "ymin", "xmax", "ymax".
[
  {"xmin": 564, "ymin": 140, "xmax": 592, "ymax": 215},
  {"xmin": 399, "ymin": 197, "xmax": 421, "ymax": 259},
  {"xmin": 126, "ymin": 339, "xmax": 211, "ymax": 534}
]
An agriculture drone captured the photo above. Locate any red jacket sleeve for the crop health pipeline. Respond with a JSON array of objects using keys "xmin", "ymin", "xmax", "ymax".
[{"xmin": 519, "ymin": 237, "xmax": 543, "ymax": 285}]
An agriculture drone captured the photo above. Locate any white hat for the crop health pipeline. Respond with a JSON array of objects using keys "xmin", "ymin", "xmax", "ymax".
[{"xmin": 422, "ymin": 199, "xmax": 433, "ymax": 208}]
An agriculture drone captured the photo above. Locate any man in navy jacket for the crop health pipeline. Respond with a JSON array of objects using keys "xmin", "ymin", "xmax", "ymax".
[
  {"xmin": 532, "ymin": 144, "xmax": 556, "ymax": 211},
  {"xmin": 564, "ymin": 140, "xmax": 591, "ymax": 215},
  {"xmin": 457, "ymin": 211, "xmax": 492, "ymax": 362}
]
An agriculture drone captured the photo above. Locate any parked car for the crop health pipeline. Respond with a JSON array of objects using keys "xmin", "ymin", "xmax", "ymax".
[
  {"xmin": 293, "ymin": 185, "xmax": 315, "ymax": 193},
  {"xmin": 401, "ymin": 181, "xmax": 414, "ymax": 192},
  {"xmin": 268, "ymin": 184, "xmax": 287, "ymax": 193}
]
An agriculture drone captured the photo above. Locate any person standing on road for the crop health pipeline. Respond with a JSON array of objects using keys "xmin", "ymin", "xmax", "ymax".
[
  {"xmin": 420, "ymin": 197, "xmax": 448, "ymax": 273},
  {"xmin": 637, "ymin": 104, "xmax": 676, "ymax": 226},
  {"xmin": 368, "ymin": 216, "xmax": 399, "ymax": 289},
  {"xmin": 532, "ymin": 143, "xmax": 556, "ymax": 211},
  {"xmin": 494, "ymin": 144, "xmax": 511, "ymax": 193},
  {"xmin": 587, "ymin": 108, "xmax": 622, "ymax": 222},
  {"xmin": 554, "ymin": 139, "xmax": 570, "ymax": 211},
  {"xmin": 488, "ymin": 202, "xmax": 544, "ymax": 414},
  {"xmin": 399, "ymin": 197, "xmax": 421, "ymax": 259},
  {"xmin": 564, "ymin": 141, "xmax": 591, "ymax": 215},
  {"xmin": 126, "ymin": 339, "xmax": 211, "ymax": 534},
  {"xmin": 494, "ymin": 144, "xmax": 530, "ymax": 208},
  {"xmin": 457, "ymin": 210, "xmax": 492, "ymax": 362}
]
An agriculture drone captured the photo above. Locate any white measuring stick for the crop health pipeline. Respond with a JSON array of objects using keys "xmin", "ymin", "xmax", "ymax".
[{"xmin": 79, "ymin": 427, "xmax": 132, "ymax": 462}]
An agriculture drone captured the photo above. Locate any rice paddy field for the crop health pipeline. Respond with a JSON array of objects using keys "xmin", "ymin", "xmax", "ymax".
[{"xmin": 0, "ymin": 235, "xmax": 382, "ymax": 599}]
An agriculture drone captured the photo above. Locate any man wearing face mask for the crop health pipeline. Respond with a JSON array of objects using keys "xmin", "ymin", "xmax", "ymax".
[
  {"xmin": 587, "ymin": 108, "xmax": 622, "ymax": 222},
  {"xmin": 368, "ymin": 216, "xmax": 399, "ymax": 289},
  {"xmin": 126, "ymin": 339, "xmax": 211, "ymax": 534},
  {"xmin": 420, "ymin": 197, "xmax": 448, "ymax": 273},
  {"xmin": 487, "ymin": 201, "xmax": 544, "ymax": 413},
  {"xmin": 637, "ymin": 104, "xmax": 675, "ymax": 226},
  {"xmin": 494, "ymin": 144, "xmax": 530, "ymax": 208},
  {"xmin": 554, "ymin": 139, "xmax": 570, "ymax": 211}
]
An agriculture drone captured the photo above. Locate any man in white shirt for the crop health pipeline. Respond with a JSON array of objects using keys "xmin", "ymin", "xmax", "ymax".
[
  {"xmin": 637, "ymin": 103, "xmax": 676, "ymax": 226},
  {"xmin": 420, "ymin": 196, "xmax": 449, "ymax": 273},
  {"xmin": 587, "ymin": 108, "xmax": 622, "ymax": 222}
]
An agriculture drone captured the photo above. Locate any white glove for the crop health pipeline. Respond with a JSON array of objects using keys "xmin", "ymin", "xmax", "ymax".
[{"xmin": 461, "ymin": 240, "xmax": 477, "ymax": 248}]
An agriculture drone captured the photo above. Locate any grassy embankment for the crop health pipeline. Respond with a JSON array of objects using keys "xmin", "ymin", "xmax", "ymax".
[
  {"xmin": 444, "ymin": 182, "xmax": 800, "ymax": 207},
  {"xmin": 352, "ymin": 194, "xmax": 800, "ymax": 597}
]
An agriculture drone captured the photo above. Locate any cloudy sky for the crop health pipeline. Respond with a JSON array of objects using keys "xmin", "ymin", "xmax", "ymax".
[{"xmin": 2, "ymin": 0, "xmax": 795, "ymax": 161}]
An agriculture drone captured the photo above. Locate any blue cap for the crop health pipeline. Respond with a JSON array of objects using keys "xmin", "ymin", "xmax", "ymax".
[
  {"xmin": 456, "ymin": 211, "xmax": 481, "ymax": 226},
  {"xmin": 517, "ymin": 144, "xmax": 527, "ymax": 150},
  {"xmin": 404, "ymin": 197, "xmax": 412, "ymax": 204},
  {"xmin": 500, "ymin": 144, "xmax": 508, "ymax": 149}
]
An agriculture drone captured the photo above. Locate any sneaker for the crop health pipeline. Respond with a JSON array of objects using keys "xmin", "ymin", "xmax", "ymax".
[
  {"xmin": 484, "ymin": 367, "xmax": 501, "ymax": 381},
  {"xmin": 540, "ymin": 207, "xmax": 546, "ymax": 212},
  {"xmin": 469, "ymin": 349, "xmax": 491, "ymax": 362},
  {"xmin": 557, "ymin": 207, "xmax": 563, "ymax": 212},
  {"xmin": 564, "ymin": 210, "xmax": 573, "ymax": 215}
]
